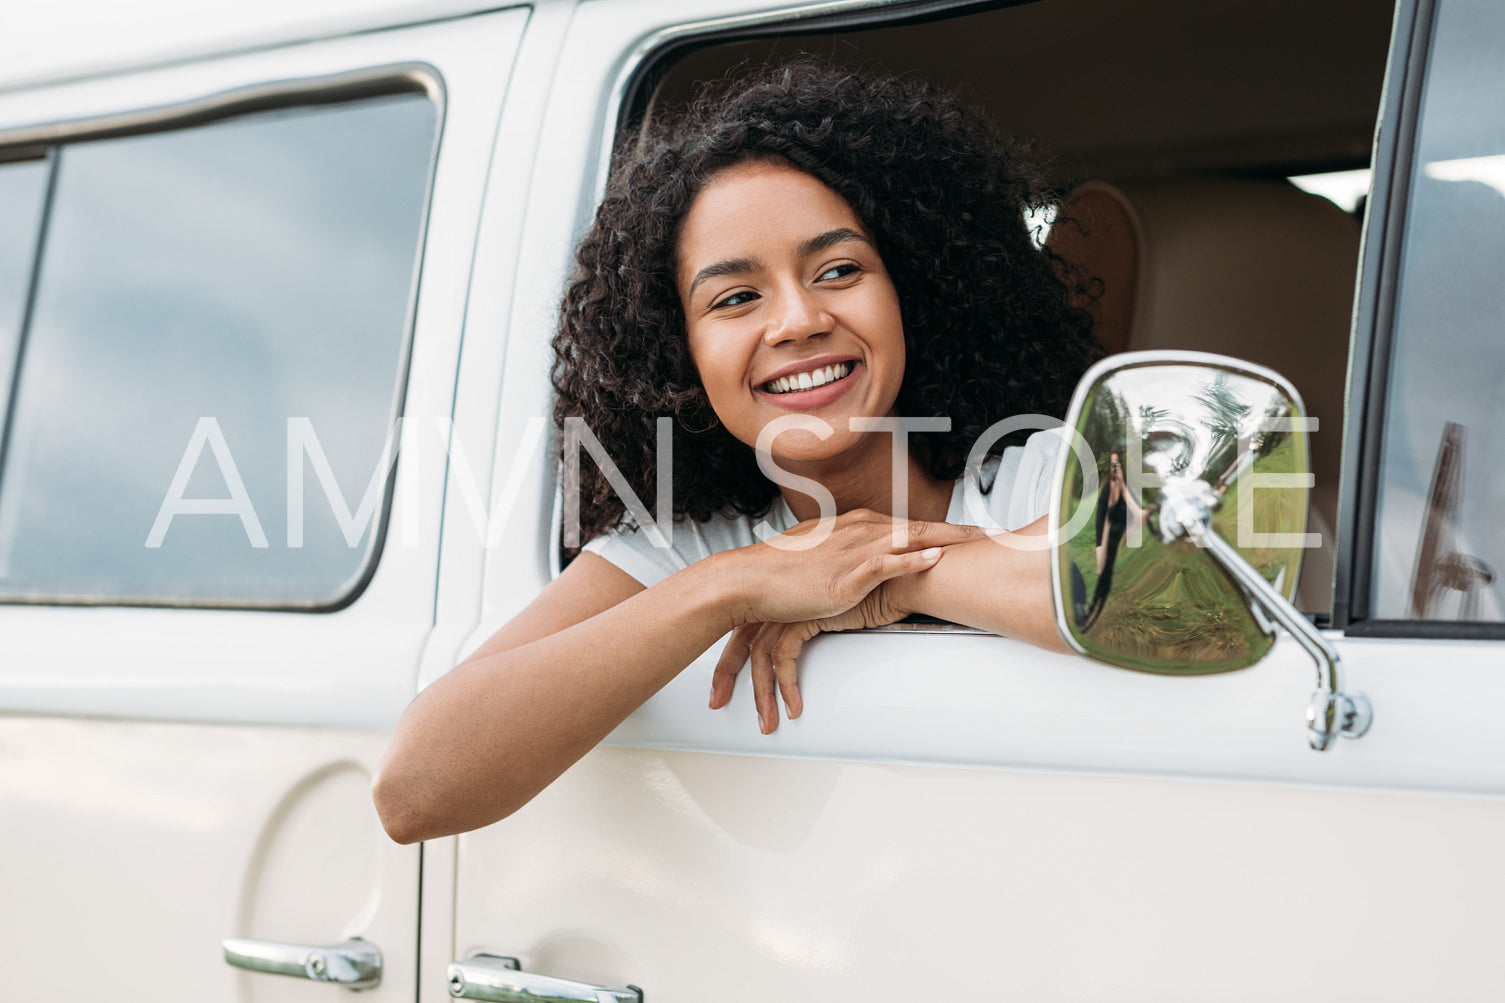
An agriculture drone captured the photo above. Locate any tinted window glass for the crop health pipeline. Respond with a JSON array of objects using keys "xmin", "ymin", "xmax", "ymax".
[
  {"xmin": 0, "ymin": 93, "xmax": 436, "ymax": 604},
  {"xmin": 0, "ymin": 158, "xmax": 49, "ymax": 429},
  {"xmin": 1371, "ymin": 0, "xmax": 1505, "ymax": 621}
]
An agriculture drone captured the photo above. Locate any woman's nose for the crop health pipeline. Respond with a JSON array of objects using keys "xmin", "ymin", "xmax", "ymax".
[{"xmin": 763, "ymin": 286, "xmax": 833, "ymax": 346}]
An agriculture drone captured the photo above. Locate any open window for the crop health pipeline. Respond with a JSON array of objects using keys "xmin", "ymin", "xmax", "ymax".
[{"xmin": 583, "ymin": 0, "xmax": 1393, "ymax": 621}]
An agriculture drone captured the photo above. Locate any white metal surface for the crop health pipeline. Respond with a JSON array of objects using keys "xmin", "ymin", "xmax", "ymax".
[
  {"xmin": 427, "ymin": 0, "xmax": 578, "ymax": 690},
  {"xmin": 0, "ymin": 719, "xmax": 415, "ymax": 1002},
  {"xmin": 603, "ymin": 630, "xmax": 1505, "ymax": 798},
  {"xmin": 454, "ymin": 744, "xmax": 1505, "ymax": 1001},
  {"xmin": 0, "ymin": 0, "xmax": 536, "ymax": 92}
]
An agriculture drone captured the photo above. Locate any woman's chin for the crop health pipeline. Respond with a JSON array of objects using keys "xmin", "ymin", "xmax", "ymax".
[
  {"xmin": 757, "ymin": 435, "xmax": 836, "ymax": 466},
  {"xmin": 754, "ymin": 430, "xmax": 888, "ymax": 472}
]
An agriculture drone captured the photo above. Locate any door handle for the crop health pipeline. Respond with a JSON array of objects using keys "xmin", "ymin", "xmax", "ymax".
[
  {"xmin": 448, "ymin": 952, "xmax": 642, "ymax": 1002},
  {"xmin": 222, "ymin": 936, "xmax": 382, "ymax": 989}
]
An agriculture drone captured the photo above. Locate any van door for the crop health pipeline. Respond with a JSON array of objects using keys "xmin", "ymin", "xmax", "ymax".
[
  {"xmin": 0, "ymin": 9, "xmax": 525, "ymax": 1000},
  {"xmin": 441, "ymin": 0, "xmax": 1505, "ymax": 1000}
]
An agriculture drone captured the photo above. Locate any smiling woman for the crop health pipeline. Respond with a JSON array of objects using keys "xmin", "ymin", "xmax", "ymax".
[
  {"xmin": 678, "ymin": 162, "xmax": 908, "ymax": 476},
  {"xmin": 372, "ymin": 62, "xmax": 1101, "ymax": 843}
]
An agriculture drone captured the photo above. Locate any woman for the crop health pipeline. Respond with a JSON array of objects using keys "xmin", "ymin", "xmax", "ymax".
[
  {"xmin": 1083, "ymin": 451, "xmax": 1146, "ymax": 629},
  {"xmin": 373, "ymin": 62, "xmax": 1100, "ymax": 843}
]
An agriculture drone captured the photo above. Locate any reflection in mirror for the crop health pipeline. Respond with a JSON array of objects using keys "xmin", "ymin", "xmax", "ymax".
[
  {"xmin": 1410, "ymin": 421, "xmax": 1497, "ymax": 619},
  {"xmin": 1054, "ymin": 355, "xmax": 1310, "ymax": 674}
]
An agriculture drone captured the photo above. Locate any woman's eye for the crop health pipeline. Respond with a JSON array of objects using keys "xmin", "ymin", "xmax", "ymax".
[
  {"xmin": 712, "ymin": 290, "xmax": 757, "ymax": 310},
  {"xmin": 817, "ymin": 263, "xmax": 860, "ymax": 282}
]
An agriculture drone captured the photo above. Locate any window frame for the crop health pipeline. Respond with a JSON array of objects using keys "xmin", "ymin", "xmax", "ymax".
[
  {"xmin": 0, "ymin": 63, "xmax": 445, "ymax": 612},
  {"xmin": 1334, "ymin": 0, "xmax": 1505, "ymax": 639},
  {"xmin": 597, "ymin": 0, "xmax": 1024, "ymax": 199},
  {"xmin": 0, "ymin": 149, "xmax": 53, "ymax": 481}
]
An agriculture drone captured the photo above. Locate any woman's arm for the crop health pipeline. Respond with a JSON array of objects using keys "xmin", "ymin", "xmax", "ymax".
[
  {"xmin": 893, "ymin": 515, "xmax": 1067, "ymax": 652},
  {"xmin": 373, "ymin": 512, "xmax": 986, "ymax": 842},
  {"xmin": 373, "ymin": 552, "xmax": 721, "ymax": 843}
]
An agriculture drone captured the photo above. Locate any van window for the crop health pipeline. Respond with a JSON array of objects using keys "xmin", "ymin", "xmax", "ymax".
[
  {"xmin": 0, "ymin": 92, "xmax": 436, "ymax": 606},
  {"xmin": 1371, "ymin": 0, "xmax": 1505, "ymax": 623}
]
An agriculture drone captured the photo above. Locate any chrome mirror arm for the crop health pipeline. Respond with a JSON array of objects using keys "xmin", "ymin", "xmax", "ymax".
[{"xmin": 1159, "ymin": 479, "xmax": 1373, "ymax": 751}]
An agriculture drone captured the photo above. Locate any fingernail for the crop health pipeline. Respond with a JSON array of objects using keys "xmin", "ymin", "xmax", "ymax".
[{"xmin": 922, "ymin": 547, "xmax": 942, "ymax": 560}]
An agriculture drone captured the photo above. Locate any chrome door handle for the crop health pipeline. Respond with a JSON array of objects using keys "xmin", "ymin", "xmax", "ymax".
[
  {"xmin": 448, "ymin": 953, "xmax": 642, "ymax": 1002},
  {"xmin": 222, "ymin": 936, "xmax": 382, "ymax": 989}
]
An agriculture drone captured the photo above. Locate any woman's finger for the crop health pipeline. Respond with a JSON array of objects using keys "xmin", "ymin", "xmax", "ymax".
[
  {"xmin": 748, "ymin": 623, "xmax": 782, "ymax": 733},
  {"xmin": 891, "ymin": 519, "xmax": 989, "ymax": 550},
  {"xmin": 862, "ymin": 546, "xmax": 946, "ymax": 589},
  {"xmin": 770, "ymin": 621, "xmax": 818, "ymax": 720},
  {"xmin": 710, "ymin": 623, "xmax": 757, "ymax": 709}
]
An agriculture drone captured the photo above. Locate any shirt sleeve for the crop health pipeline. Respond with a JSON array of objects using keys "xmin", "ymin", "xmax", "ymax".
[
  {"xmin": 1005, "ymin": 426, "xmax": 1066, "ymax": 529},
  {"xmin": 954, "ymin": 426, "xmax": 1065, "ymax": 531},
  {"xmin": 580, "ymin": 523, "xmax": 692, "ymax": 589}
]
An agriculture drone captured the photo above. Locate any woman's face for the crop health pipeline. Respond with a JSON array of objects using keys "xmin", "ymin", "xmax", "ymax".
[{"xmin": 676, "ymin": 160, "xmax": 906, "ymax": 466}]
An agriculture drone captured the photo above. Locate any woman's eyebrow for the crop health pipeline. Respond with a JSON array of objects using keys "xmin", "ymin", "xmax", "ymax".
[
  {"xmin": 799, "ymin": 227, "xmax": 873, "ymax": 257},
  {"xmin": 688, "ymin": 256, "xmax": 761, "ymax": 297},
  {"xmin": 686, "ymin": 229, "xmax": 872, "ymax": 297}
]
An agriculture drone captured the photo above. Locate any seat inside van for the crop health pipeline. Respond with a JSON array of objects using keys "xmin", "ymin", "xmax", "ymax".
[{"xmin": 639, "ymin": 0, "xmax": 1391, "ymax": 616}]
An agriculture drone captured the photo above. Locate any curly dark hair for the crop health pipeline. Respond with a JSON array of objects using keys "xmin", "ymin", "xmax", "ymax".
[{"xmin": 554, "ymin": 60, "xmax": 1100, "ymax": 544}]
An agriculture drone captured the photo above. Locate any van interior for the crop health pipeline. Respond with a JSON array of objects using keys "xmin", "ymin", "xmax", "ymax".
[{"xmin": 631, "ymin": 0, "xmax": 1397, "ymax": 618}]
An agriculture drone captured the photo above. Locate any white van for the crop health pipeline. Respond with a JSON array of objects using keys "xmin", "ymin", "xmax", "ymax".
[{"xmin": 3, "ymin": 0, "xmax": 1503, "ymax": 999}]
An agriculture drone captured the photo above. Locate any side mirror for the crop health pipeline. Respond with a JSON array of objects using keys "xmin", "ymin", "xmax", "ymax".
[{"xmin": 1050, "ymin": 350, "xmax": 1372, "ymax": 750}]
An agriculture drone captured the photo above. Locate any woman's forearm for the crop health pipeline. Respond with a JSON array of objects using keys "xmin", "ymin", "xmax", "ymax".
[
  {"xmin": 373, "ymin": 557, "xmax": 739, "ymax": 843},
  {"xmin": 897, "ymin": 526, "xmax": 1069, "ymax": 653}
]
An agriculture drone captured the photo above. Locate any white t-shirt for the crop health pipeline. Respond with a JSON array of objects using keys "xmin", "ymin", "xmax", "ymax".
[{"xmin": 582, "ymin": 427, "xmax": 1063, "ymax": 588}]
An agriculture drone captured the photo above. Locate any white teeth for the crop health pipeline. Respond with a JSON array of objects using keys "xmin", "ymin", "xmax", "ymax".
[{"xmin": 763, "ymin": 361, "xmax": 854, "ymax": 395}]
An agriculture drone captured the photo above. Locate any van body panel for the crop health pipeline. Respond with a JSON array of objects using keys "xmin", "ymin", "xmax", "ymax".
[
  {"xmin": 0, "ymin": 721, "xmax": 416, "ymax": 1001},
  {"xmin": 454, "ymin": 745, "xmax": 1505, "ymax": 1000},
  {"xmin": 0, "ymin": 10, "xmax": 527, "ymax": 1002},
  {"xmin": 0, "ymin": 1, "xmax": 542, "ymax": 93}
]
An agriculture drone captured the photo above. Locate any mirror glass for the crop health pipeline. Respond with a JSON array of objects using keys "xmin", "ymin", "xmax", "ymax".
[{"xmin": 1054, "ymin": 356, "xmax": 1311, "ymax": 673}]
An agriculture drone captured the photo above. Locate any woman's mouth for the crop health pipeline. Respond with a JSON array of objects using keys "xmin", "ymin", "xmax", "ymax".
[
  {"xmin": 754, "ymin": 360, "xmax": 861, "ymax": 410},
  {"xmin": 760, "ymin": 361, "xmax": 855, "ymax": 395}
]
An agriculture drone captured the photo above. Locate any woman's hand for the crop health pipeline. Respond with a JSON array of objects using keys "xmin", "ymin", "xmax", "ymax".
[
  {"xmin": 709, "ymin": 570, "xmax": 925, "ymax": 734},
  {"xmin": 706, "ymin": 509, "xmax": 983, "ymax": 735},
  {"xmin": 707, "ymin": 516, "xmax": 1069, "ymax": 734},
  {"xmin": 718, "ymin": 508, "xmax": 986, "ymax": 629}
]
